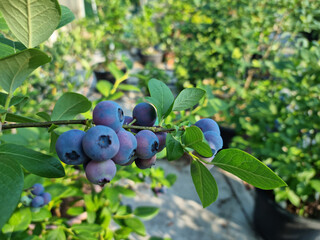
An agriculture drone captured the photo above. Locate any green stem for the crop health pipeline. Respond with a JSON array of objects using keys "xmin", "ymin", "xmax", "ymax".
[
  {"xmin": 110, "ymin": 72, "xmax": 129, "ymax": 95},
  {"xmin": 1, "ymin": 92, "xmax": 12, "ymax": 123},
  {"xmin": 1, "ymin": 119, "xmax": 182, "ymax": 133}
]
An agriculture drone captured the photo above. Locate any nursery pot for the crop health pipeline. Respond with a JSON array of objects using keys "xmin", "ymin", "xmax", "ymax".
[
  {"xmin": 220, "ymin": 126, "xmax": 236, "ymax": 149},
  {"xmin": 254, "ymin": 188, "xmax": 320, "ymax": 240},
  {"xmin": 139, "ymin": 51, "xmax": 164, "ymax": 66},
  {"xmin": 93, "ymin": 62, "xmax": 127, "ymax": 84}
]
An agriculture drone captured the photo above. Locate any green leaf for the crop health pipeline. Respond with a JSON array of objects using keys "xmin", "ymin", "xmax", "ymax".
[
  {"xmin": 108, "ymin": 91, "xmax": 124, "ymax": 100},
  {"xmin": 71, "ymin": 223, "xmax": 102, "ymax": 234},
  {"xmin": 67, "ymin": 207, "xmax": 84, "ymax": 216},
  {"xmin": 117, "ymin": 84, "xmax": 141, "ymax": 92},
  {"xmin": 133, "ymin": 207, "xmax": 159, "ymax": 220},
  {"xmin": 23, "ymin": 174, "xmax": 44, "ymax": 189},
  {"xmin": 36, "ymin": 112, "xmax": 51, "ymax": 121},
  {"xmin": 31, "ymin": 208, "xmax": 52, "ymax": 222},
  {"xmin": 57, "ymin": 5, "xmax": 75, "ymax": 29},
  {"xmin": 96, "ymin": 80, "xmax": 112, "ymax": 97},
  {"xmin": 0, "ymin": 144, "xmax": 65, "ymax": 178},
  {"xmin": 47, "ymin": 227, "xmax": 66, "ymax": 240},
  {"xmin": 115, "ymin": 227, "xmax": 132, "ymax": 239},
  {"xmin": 310, "ymin": 180, "xmax": 320, "ymax": 192},
  {"xmin": 191, "ymin": 160, "xmax": 218, "ymax": 207},
  {"xmin": 51, "ymin": 92, "xmax": 92, "ymax": 120},
  {"xmin": 286, "ymin": 188, "xmax": 300, "ymax": 207},
  {"xmin": 0, "ymin": 93, "xmax": 28, "ymax": 107},
  {"xmin": 183, "ymin": 126, "xmax": 212, "ymax": 158},
  {"xmin": 3, "ymin": 208, "xmax": 32, "ymax": 233},
  {"xmin": 50, "ymin": 131, "xmax": 59, "ymax": 153},
  {"xmin": 124, "ymin": 217, "xmax": 146, "ymax": 236},
  {"xmin": 0, "ymin": 35, "xmax": 26, "ymax": 51},
  {"xmin": 172, "ymin": 88, "xmax": 206, "ymax": 111},
  {"xmin": 107, "ymin": 62, "xmax": 124, "ymax": 80},
  {"xmin": 165, "ymin": 133, "xmax": 184, "ymax": 161},
  {"xmin": 0, "ymin": 12, "xmax": 8, "ymax": 30},
  {"xmin": 148, "ymin": 78, "xmax": 174, "ymax": 119},
  {"xmin": 212, "ymin": 149, "xmax": 287, "ymax": 189},
  {"xmin": 0, "ymin": 158, "xmax": 24, "ymax": 229},
  {"xmin": 5, "ymin": 113, "xmax": 38, "ymax": 123},
  {"xmin": 0, "ymin": 49, "xmax": 51, "ymax": 93},
  {"xmin": 0, "ymin": 0, "xmax": 61, "ymax": 48},
  {"xmin": 0, "ymin": 42, "xmax": 16, "ymax": 58}
]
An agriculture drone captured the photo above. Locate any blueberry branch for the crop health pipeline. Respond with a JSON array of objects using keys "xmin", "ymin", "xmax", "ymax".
[{"xmin": 1, "ymin": 119, "xmax": 180, "ymax": 133}]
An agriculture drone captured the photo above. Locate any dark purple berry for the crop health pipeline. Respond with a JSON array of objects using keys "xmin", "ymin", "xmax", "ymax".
[
  {"xmin": 41, "ymin": 192, "xmax": 51, "ymax": 205},
  {"xmin": 135, "ymin": 155, "xmax": 157, "ymax": 169},
  {"xmin": 31, "ymin": 183, "xmax": 44, "ymax": 196},
  {"xmin": 31, "ymin": 196, "xmax": 44, "ymax": 208},
  {"xmin": 132, "ymin": 102, "xmax": 157, "ymax": 126},
  {"xmin": 82, "ymin": 126, "xmax": 120, "ymax": 161},
  {"xmin": 204, "ymin": 131, "xmax": 223, "ymax": 154},
  {"xmin": 195, "ymin": 118, "xmax": 220, "ymax": 135},
  {"xmin": 85, "ymin": 159, "xmax": 117, "ymax": 186},
  {"xmin": 135, "ymin": 130, "xmax": 159, "ymax": 159},
  {"xmin": 113, "ymin": 129, "xmax": 137, "ymax": 166},
  {"xmin": 55, "ymin": 130, "xmax": 89, "ymax": 165},
  {"xmin": 93, "ymin": 101, "xmax": 124, "ymax": 132},
  {"xmin": 155, "ymin": 131, "xmax": 167, "ymax": 152}
]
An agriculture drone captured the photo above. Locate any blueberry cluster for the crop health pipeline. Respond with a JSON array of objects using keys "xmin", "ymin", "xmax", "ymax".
[
  {"xmin": 194, "ymin": 118, "xmax": 223, "ymax": 169},
  {"xmin": 25, "ymin": 183, "xmax": 52, "ymax": 208},
  {"xmin": 55, "ymin": 101, "xmax": 166, "ymax": 186}
]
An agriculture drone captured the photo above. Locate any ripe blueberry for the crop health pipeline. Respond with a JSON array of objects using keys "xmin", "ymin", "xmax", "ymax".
[
  {"xmin": 85, "ymin": 159, "xmax": 117, "ymax": 186},
  {"xmin": 31, "ymin": 183, "xmax": 44, "ymax": 196},
  {"xmin": 93, "ymin": 101, "xmax": 124, "ymax": 132},
  {"xmin": 135, "ymin": 155, "xmax": 157, "ymax": 169},
  {"xmin": 132, "ymin": 102, "xmax": 157, "ymax": 126},
  {"xmin": 195, "ymin": 118, "xmax": 220, "ymax": 135},
  {"xmin": 82, "ymin": 126, "xmax": 120, "ymax": 161},
  {"xmin": 135, "ymin": 130, "xmax": 159, "ymax": 159},
  {"xmin": 55, "ymin": 129, "xmax": 89, "ymax": 165},
  {"xmin": 155, "ymin": 131, "xmax": 167, "ymax": 152},
  {"xmin": 113, "ymin": 128, "xmax": 137, "ymax": 165},
  {"xmin": 31, "ymin": 196, "xmax": 44, "ymax": 208},
  {"xmin": 123, "ymin": 115, "xmax": 139, "ymax": 133},
  {"xmin": 204, "ymin": 131, "xmax": 223, "ymax": 154},
  {"xmin": 41, "ymin": 192, "xmax": 52, "ymax": 205}
]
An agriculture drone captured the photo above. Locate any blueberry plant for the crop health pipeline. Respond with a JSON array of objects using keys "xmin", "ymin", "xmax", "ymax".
[{"xmin": 0, "ymin": 0, "xmax": 287, "ymax": 239}]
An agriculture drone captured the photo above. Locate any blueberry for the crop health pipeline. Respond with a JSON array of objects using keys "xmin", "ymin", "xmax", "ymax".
[
  {"xmin": 85, "ymin": 159, "xmax": 117, "ymax": 186},
  {"xmin": 135, "ymin": 155, "xmax": 157, "ymax": 169},
  {"xmin": 204, "ymin": 131, "xmax": 223, "ymax": 154},
  {"xmin": 83, "ymin": 158, "xmax": 92, "ymax": 170},
  {"xmin": 113, "ymin": 128, "xmax": 137, "ymax": 165},
  {"xmin": 135, "ymin": 130, "xmax": 159, "ymax": 159},
  {"xmin": 82, "ymin": 126, "xmax": 120, "ymax": 161},
  {"xmin": 41, "ymin": 192, "xmax": 52, "ymax": 205},
  {"xmin": 55, "ymin": 129, "xmax": 89, "ymax": 165},
  {"xmin": 31, "ymin": 196, "xmax": 44, "ymax": 208},
  {"xmin": 124, "ymin": 116, "xmax": 133, "ymax": 125},
  {"xmin": 31, "ymin": 183, "xmax": 44, "ymax": 196},
  {"xmin": 155, "ymin": 131, "xmax": 167, "ymax": 152},
  {"xmin": 132, "ymin": 102, "xmax": 157, "ymax": 126},
  {"xmin": 123, "ymin": 116, "xmax": 139, "ymax": 133},
  {"xmin": 195, "ymin": 118, "xmax": 220, "ymax": 135},
  {"xmin": 93, "ymin": 101, "xmax": 124, "ymax": 132}
]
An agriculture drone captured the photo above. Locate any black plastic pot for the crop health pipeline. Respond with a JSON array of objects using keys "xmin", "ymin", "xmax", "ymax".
[
  {"xmin": 93, "ymin": 67, "xmax": 126, "ymax": 85},
  {"xmin": 139, "ymin": 51, "xmax": 164, "ymax": 66},
  {"xmin": 220, "ymin": 126, "xmax": 236, "ymax": 149},
  {"xmin": 254, "ymin": 188, "xmax": 320, "ymax": 240}
]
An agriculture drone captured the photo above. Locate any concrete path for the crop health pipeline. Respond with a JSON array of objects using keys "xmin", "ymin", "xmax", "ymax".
[{"xmin": 121, "ymin": 159, "xmax": 261, "ymax": 240}]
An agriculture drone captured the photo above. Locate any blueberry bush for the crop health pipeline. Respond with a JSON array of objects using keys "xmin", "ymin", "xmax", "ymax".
[{"xmin": 0, "ymin": 0, "xmax": 287, "ymax": 239}]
